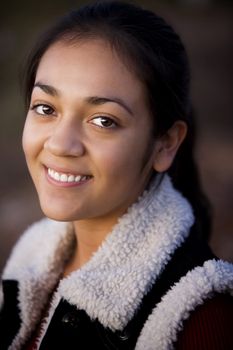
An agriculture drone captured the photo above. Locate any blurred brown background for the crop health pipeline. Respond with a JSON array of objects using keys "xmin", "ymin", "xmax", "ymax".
[{"xmin": 0, "ymin": 0, "xmax": 233, "ymax": 274}]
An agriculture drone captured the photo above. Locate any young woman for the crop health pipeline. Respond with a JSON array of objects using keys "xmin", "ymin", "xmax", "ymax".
[{"xmin": 1, "ymin": 1, "xmax": 233, "ymax": 349}]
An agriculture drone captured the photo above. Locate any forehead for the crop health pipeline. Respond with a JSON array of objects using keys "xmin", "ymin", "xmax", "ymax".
[{"xmin": 35, "ymin": 39, "xmax": 148, "ymax": 110}]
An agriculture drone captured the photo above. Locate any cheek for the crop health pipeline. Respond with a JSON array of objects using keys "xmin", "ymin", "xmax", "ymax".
[
  {"xmin": 22, "ymin": 120, "xmax": 32, "ymax": 159},
  {"xmin": 92, "ymin": 135, "xmax": 149, "ymax": 179},
  {"xmin": 22, "ymin": 118, "xmax": 41, "ymax": 162}
]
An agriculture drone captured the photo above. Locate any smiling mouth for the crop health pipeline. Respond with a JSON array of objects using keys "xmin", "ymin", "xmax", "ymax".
[{"xmin": 47, "ymin": 167, "xmax": 92, "ymax": 183}]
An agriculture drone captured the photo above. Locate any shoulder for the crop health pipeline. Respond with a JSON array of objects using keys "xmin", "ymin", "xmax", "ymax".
[
  {"xmin": 175, "ymin": 293, "xmax": 233, "ymax": 350},
  {"xmin": 135, "ymin": 259, "xmax": 233, "ymax": 350},
  {"xmin": 2, "ymin": 218, "xmax": 74, "ymax": 281}
]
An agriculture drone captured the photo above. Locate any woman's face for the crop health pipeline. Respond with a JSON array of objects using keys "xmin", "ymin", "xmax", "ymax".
[{"xmin": 22, "ymin": 39, "xmax": 157, "ymax": 223}]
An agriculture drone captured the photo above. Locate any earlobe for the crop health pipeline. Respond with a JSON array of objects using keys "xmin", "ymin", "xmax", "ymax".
[{"xmin": 152, "ymin": 121, "xmax": 187, "ymax": 172}]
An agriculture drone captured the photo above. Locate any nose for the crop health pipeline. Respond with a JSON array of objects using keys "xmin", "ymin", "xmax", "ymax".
[{"xmin": 44, "ymin": 120, "xmax": 85, "ymax": 157}]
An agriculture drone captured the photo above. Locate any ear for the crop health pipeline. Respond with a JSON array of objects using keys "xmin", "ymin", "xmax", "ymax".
[{"xmin": 152, "ymin": 121, "xmax": 187, "ymax": 173}]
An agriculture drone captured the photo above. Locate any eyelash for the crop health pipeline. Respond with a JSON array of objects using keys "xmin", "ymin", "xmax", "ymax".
[
  {"xmin": 90, "ymin": 116, "xmax": 117, "ymax": 129},
  {"xmin": 30, "ymin": 104, "xmax": 118, "ymax": 129},
  {"xmin": 30, "ymin": 103, "xmax": 55, "ymax": 116}
]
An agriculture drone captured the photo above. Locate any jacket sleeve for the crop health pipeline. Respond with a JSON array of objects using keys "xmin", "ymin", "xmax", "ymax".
[{"xmin": 175, "ymin": 293, "xmax": 233, "ymax": 350}]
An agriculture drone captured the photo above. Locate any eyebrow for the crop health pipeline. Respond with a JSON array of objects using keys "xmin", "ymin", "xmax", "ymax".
[
  {"xmin": 85, "ymin": 96, "xmax": 133, "ymax": 116},
  {"xmin": 34, "ymin": 82, "xmax": 58, "ymax": 96},
  {"xmin": 33, "ymin": 82, "xmax": 134, "ymax": 116}
]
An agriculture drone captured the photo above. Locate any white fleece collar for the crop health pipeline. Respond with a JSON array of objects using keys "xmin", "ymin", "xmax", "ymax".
[
  {"xmin": 3, "ymin": 174, "xmax": 194, "ymax": 347},
  {"xmin": 2, "ymin": 219, "xmax": 75, "ymax": 350},
  {"xmin": 56, "ymin": 175, "xmax": 194, "ymax": 331}
]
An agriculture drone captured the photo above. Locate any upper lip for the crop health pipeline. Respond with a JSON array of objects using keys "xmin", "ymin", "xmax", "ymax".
[{"xmin": 44, "ymin": 164, "xmax": 92, "ymax": 176}]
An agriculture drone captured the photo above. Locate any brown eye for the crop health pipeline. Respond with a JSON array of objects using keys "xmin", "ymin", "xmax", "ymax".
[
  {"xmin": 33, "ymin": 104, "xmax": 55, "ymax": 116},
  {"xmin": 91, "ymin": 116, "xmax": 117, "ymax": 128}
]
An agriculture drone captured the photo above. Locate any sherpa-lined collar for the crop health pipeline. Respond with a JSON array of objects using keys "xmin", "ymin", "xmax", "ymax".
[{"xmin": 3, "ymin": 174, "xmax": 194, "ymax": 348}]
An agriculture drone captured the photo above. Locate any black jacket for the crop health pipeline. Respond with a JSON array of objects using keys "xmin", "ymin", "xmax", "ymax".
[{"xmin": 1, "ymin": 175, "xmax": 233, "ymax": 350}]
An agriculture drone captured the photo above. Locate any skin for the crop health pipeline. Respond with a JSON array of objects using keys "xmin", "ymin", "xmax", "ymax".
[{"xmin": 22, "ymin": 39, "xmax": 187, "ymax": 273}]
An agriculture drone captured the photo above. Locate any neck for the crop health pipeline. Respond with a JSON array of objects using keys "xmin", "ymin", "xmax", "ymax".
[
  {"xmin": 63, "ymin": 216, "xmax": 120, "ymax": 276},
  {"xmin": 62, "ymin": 175, "xmax": 158, "ymax": 277}
]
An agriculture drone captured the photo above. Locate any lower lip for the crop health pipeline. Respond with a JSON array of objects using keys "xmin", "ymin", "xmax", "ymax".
[{"xmin": 45, "ymin": 167, "xmax": 92, "ymax": 188}]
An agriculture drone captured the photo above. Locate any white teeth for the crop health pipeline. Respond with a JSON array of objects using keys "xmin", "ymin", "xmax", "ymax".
[
  {"xmin": 68, "ymin": 175, "xmax": 75, "ymax": 182},
  {"xmin": 47, "ymin": 168, "xmax": 90, "ymax": 183},
  {"xmin": 54, "ymin": 172, "xmax": 60, "ymax": 181},
  {"xmin": 60, "ymin": 174, "xmax": 68, "ymax": 182},
  {"xmin": 75, "ymin": 175, "xmax": 81, "ymax": 182}
]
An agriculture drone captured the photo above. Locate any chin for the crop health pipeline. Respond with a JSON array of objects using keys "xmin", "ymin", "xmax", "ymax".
[
  {"xmin": 42, "ymin": 211, "xmax": 73, "ymax": 222},
  {"xmin": 39, "ymin": 203, "xmax": 80, "ymax": 222}
]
